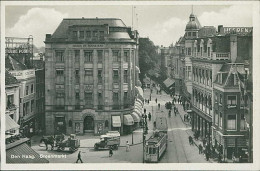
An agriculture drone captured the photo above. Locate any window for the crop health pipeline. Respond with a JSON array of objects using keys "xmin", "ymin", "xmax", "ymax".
[
  {"xmin": 124, "ymin": 70, "xmax": 128, "ymax": 83},
  {"xmin": 84, "ymin": 70, "xmax": 93, "ymax": 83},
  {"xmin": 193, "ymin": 32, "xmax": 196, "ymax": 36},
  {"xmin": 215, "ymin": 111, "xmax": 219, "ymax": 125},
  {"xmin": 124, "ymin": 92, "xmax": 128, "ymax": 108},
  {"xmin": 85, "ymin": 92, "xmax": 93, "ymax": 107},
  {"xmin": 215, "ymin": 92, "xmax": 218, "ymax": 102},
  {"xmin": 227, "ymin": 115, "xmax": 236, "ymax": 130},
  {"xmin": 113, "ymin": 92, "xmax": 119, "ymax": 104},
  {"xmin": 84, "ymin": 51, "xmax": 93, "ymax": 63},
  {"xmin": 98, "ymin": 70, "xmax": 102, "ymax": 84},
  {"xmin": 79, "ymin": 31, "xmax": 84, "ymax": 39},
  {"xmin": 105, "ymin": 120, "xmax": 109, "ymax": 128},
  {"xmin": 26, "ymin": 86, "xmax": 29, "ymax": 95},
  {"xmin": 188, "ymin": 32, "xmax": 191, "ymax": 36},
  {"xmin": 113, "ymin": 70, "xmax": 119, "ymax": 83},
  {"xmin": 124, "ymin": 51, "xmax": 129, "ymax": 62},
  {"xmin": 56, "ymin": 91, "xmax": 65, "ymax": 109},
  {"xmin": 75, "ymin": 92, "xmax": 80, "ymax": 99},
  {"xmin": 199, "ymin": 69, "xmax": 202, "ymax": 83},
  {"xmin": 93, "ymin": 31, "xmax": 98, "ymax": 39},
  {"xmin": 219, "ymin": 94, "xmax": 223, "ymax": 105},
  {"xmin": 75, "ymin": 69, "xmax": 80, "ymax": 84},
  {"xmin": 31, "ymin": 100, "xmax": 34, "ymax": 112},
  {"xmin": 56, "ymin": 70, "xmax": 64, "ymax": 76},
  {"xmin": 86, "ymin": 31, "xmax": 91, "ymax": 38},
  {"xmin": 56, "ymin": 51, "xmax": 64, "ymax": 62},
  {"xmin": 75, "ymin": 50, "xmax": 80, "ymax": 62},
  {"xmin": 200, "ymin": 47, "xmax": 203, "ymax": 56},
  {"xmin": 97, "ymin": 50, "xmax": 103, "ymax": 63},
  {"xmin": 188, "ymin": 66, "xmax": 191, "ymax": 80},
  {"xmin": 31, "ymin": 84, "xmax": 34, "ymax": 94},
  {"xmin": 206, "ymin": 70, "xmax": 209, "ymax": 86},
  {"xmin": 188, "ymin": 47, "xmax": 191, "ymax": 55},
  {"xmin": 240, "ymin": 113, "xmax": 246, "ymax": 130},
  {"xmin": 208, "ymin": 47, "xmax": 210, "ymax": 57},
  {"xmin": 6, "ymin": 95, "xmax": 14, "ymax": 109},
  {"xmin": 26, "ymin": 102, "xmax": 30, "ymax": 115},
  {"xmin": 113, "ymin": 51, "xmax": 120, "ymax": 62},
  {"xmin": 227, "ymin": 96, "xmax": 237, "ymax": 106},
  {"xmin": 219, "ymin": 112, "xmax": 223, "ymax": 128},
  {"xmin": 69, "ymin": 120, "xmax": 72, "ymax": 127},
  {"xmin": 73, "ymin": 31, "xmax": 77, "ymax": 38},
  {"xmin": 99, "ymin": 31, "xmax": 104, "ymax": 40}
]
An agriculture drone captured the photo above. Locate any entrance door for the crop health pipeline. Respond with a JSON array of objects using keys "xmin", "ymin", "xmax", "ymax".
[
  {"xmin": 84, "ymin": 116, "xmax": 94, "ymax": 132},
  {"xmin": 55, "ymin": 117, "xmax": 66, "ymax": 134}
]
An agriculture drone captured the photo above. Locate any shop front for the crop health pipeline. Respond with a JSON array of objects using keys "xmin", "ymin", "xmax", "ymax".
[
  {"xmin": 111, "ymin": 115, "xmax": 121, "ymax": 133},
  {"xmin": 123, "ymin": 114, "xmax": 134, "ymax": 134}
]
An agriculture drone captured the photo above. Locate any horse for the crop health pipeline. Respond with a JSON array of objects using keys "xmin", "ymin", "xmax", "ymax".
[{"xmin": 40, "ymin": 136, "xmax": 55, "ymax": 150}]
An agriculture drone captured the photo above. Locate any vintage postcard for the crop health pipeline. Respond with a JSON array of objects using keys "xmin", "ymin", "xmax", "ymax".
[{"xmin": 1, "ymin": 0, "xmax": 259, "ymax": 170}]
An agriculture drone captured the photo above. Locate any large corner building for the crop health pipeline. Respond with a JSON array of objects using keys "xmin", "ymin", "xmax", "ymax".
[{"xmin": 44, "ymin": 18, "xmax": 142, "ymax": 135}]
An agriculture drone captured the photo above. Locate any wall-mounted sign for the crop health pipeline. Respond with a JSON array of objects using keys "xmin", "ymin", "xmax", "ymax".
[
  {"xmin": 72, "ymin": 44, "xmax": 104, "ymax": 48},
  {"xmin": 222, "ymin": 27, "xmax": 253, "ymax": 34}
]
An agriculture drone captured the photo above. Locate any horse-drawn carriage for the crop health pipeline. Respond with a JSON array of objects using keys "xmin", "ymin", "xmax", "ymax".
[{"xmin": 40, "ymin": 134, "xmax": 80, "ymax": 152}]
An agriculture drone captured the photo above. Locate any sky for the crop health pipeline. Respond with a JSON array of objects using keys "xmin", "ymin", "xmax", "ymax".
[{"xmin": 5, "ymin": 4, "xmax": 253, "ymax": 48}]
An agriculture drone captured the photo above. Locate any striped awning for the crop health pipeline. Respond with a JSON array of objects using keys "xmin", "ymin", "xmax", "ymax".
[
  {"xmin": 6, "ymin": 115, "xmax": 19, "ymax": 131},
  {"xmin": 131, "ymin": 112, "xmax": 141, "ymax": 122},
  {"xmin": 124, "ymin": 115, "xmax": 134, "ymax": 126},
  {"xmin": 6, "ymin": 143, "xmax": 49, "ymax": 163}
]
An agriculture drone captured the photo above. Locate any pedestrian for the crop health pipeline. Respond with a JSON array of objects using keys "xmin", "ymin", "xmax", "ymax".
[
  {"xmin": 144, "ymin": 108, "xmax": 146, "ymax": 114},
  {"xmin": 148, "ymin": 99, "xmax": 149, "ymax": 104},
  {"xmin": 232, "ymin": 152, "xmax": 236, "ymax": 163},
  {"xmin": 188, "ymin": 136, "xmax": 193, "ymax": 145},
  {"xmin": 76, "ymin": 151, "xmax": 83, "ymax": 163},
  {"xmin": 155, "ymin": 98, "xmax": 157, "ymax": 103},
  {"xmin": 126, "ymin": 141, "xmax": 130, "ymax": 152},
  {"xmin": 158, "ymin": 103, "xmax": 160, "ymax": 109},
  {"xmin": 148, "ymin": 112, "xmax": 151, "ymax": 121},
  {"xmin": 109, "ymin": 147, "xmax": 113, "ymax": 157},
  {"xmin": 218, "ymin": 153, "xmax": 222, "ymax": 163},
  {"xmin": 239, "ymin": 155, "xmax": 242, "ymax": 163},
  {"xmin": 199, "ymin": 144, "xmax": 203, "ymax": 154},
  {"xmin": 206, "ymin": 152, "xmax": 209, "ymax": 161}
]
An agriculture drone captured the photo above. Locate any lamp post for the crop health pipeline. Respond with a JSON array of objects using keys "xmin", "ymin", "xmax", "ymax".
[{"xmin": 142, "ymin": 113, "xmax": 148, "ymax": 163}]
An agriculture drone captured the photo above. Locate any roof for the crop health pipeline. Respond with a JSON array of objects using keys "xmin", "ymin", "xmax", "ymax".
[
  {"xmin": 6, "ymin": 142, "xmax": 49, "ymax": 163},
  {"xmin": 163, "ymin": 78, "xmax": 175, "ymax": 88},
  {"xmin": 5, "ymin": 70, "xmax": 19, "ymax": 85},
  {"xmin": 6, "ymin": 115, "xmax": 20, "ymax": 131},
  {"xmin": 5, "ymin": 54, "xmax": 28, "ymax": 71},
  {"xmin": 52, "ymin": 18, "xmax": 127, "ymax": 39},
  {"xmin": 33, "ymin": 60, "xmax": 45, "ymax": 69},
  {"xmin": 185, "ymin": 14, "xmax": 202, "ymax": 31}
]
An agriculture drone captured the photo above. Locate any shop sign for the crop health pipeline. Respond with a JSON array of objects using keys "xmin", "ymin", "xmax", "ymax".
[
  {"xmin": 72, "ymin": 44, "xmax": 104, "ymax": 48},
  {"xmin": 223, "ymin": 27, "xmax": 253, "ymax": 34}
]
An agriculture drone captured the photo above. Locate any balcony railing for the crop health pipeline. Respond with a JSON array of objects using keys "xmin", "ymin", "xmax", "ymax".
[{"xmin": 211, "ymin": 52, "xmax": 230, "ymax": 60}]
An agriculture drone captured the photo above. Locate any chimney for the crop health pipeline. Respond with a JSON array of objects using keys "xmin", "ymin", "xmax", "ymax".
[{"xmin": 218, "ymin": 25, "xmax": 223, "ymax": 33}]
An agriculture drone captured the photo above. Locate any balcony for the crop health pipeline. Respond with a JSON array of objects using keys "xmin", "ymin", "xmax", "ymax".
[{"xmin": 211, "ymin": 52, "xmax": 230, "ymax": 60}]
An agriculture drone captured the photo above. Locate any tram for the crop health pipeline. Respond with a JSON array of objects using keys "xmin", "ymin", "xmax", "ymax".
[{"xmin": 144, "ymin": 117, "xmax": 168, "ymax": 163}]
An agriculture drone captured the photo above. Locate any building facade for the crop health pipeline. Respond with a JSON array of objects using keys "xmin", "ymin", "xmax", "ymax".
[
  {"xmin": 45, "ymin": 18, "xmax": 140, "ymax": 135},
  {"xmin": 6, "ymin": 54, "xmax": 37, "ymax": 137}
]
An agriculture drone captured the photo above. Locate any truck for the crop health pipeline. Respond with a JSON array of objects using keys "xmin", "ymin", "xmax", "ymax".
[{"xmin": 94, "ymin": 131, "xmax": 120, "ymax": 150}]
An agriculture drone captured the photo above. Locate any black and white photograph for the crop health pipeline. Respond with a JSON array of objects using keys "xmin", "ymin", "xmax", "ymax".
[{"xmin": 1, "ymin": 1, "xmax": 260, "ymax": 170}]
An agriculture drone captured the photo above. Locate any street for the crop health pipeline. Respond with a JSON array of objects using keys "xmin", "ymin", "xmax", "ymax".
[{"xmin": 30, "ymin": 85, "xmax": 209, "ymax": 163}]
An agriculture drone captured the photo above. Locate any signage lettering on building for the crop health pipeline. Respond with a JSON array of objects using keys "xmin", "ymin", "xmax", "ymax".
[
  {"xmin": 223, "ymin": 27, "xmax": 253, "ymax": 34},
  {"xmin": 72, "ymin": 44, "xmax": 104, "ymax": 48}
]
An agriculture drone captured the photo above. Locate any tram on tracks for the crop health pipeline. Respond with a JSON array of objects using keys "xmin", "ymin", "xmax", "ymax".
[{"xmin": 144, "ymin": 117, "xmax": 168, "ymax": 163}]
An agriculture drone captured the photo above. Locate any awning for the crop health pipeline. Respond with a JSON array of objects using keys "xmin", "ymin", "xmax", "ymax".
[
  {"xmin": 135, "ymin": 86, "xmax": 144, "ymax": 98},
  {"xmin": 136, "ymin": 99, "xmax": 143, "ymax": 106},
  {"xmin": 124, "ymin": 114, "xmax": 134, "ymax": 126},
  {"xmin": 135, "ymin": 102, "xmax": 143, "ymax": 109},
  {"xmin": 133, "ymin": 108, "xmax": 142, "ymax": 117},
  {"xmin": 6, "ymin": 115, "xmax": 20, "ymax": 131},
  {"xmin": 131, "ymin": 113, "xmax": 141, "ymax": 122},
  {"xmin": 163, "ymin": 78, "xmax": 175, "ymax": 88},
  {"xmin": 112, "ymin": 116, "xmax": 121, "ymax": 127},
  {"xmin": 6, "ymin": 143, "xmax": 49, "ymax": 163}
]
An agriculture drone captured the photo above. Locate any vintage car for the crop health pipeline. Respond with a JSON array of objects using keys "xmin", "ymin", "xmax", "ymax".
[{"xmin": 94, "ymin": 131, "xmax": 120, "ymax": 150}]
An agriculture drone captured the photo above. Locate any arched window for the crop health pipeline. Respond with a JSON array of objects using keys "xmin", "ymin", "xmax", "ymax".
[
  {"xmin": 69, "ymin": 120, "xmax": 72, "ymax": 127},
  {"xmin": 105, "ymin": 120, "xmax": 109, "ymax": 128}
]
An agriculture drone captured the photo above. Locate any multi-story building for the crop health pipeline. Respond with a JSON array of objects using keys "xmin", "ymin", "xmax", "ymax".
[
  {"xmin": 6, "ymin": 54, "xmax": 36, "ymax": 137},
  {"xmin": 5, "ymin": 70, "xmax": 21, "ymax": 137},
  {"xmin": 33, "ymin": 59, "xmax": 45, "ymax": 133},
  {"xmin": 44, "ymin": 18, "xmax": 141, "ymax": 135}
]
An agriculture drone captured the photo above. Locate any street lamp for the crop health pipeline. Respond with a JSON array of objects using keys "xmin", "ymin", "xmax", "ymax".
[{"xmin": 142, "ymin": 113, "xmax": 148, "ymax": 163}]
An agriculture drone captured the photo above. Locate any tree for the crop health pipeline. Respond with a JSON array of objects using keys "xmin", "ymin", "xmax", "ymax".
[{"xmin": 139, "ymin": 38, "xmax": 160, "ymax": 82}]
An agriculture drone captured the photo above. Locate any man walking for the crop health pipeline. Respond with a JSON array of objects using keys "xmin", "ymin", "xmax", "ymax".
[
  {"xmin": 199, "ymin": 144, "xmax": 203, "ymax": 154},
  {"xmin": 76, "ymin": 151, "xmax": 83, "ymax": 163},
  {"xmin": 109, "ymin": 147, "xmax": 113, "ymax": 157},
  {"xmin": 155, "ymin": 98, "xmax": 157, "ymax": 103},
  {"xmin": 148, "ymin": 112, "xmax": 151, "ymax": 121}
]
